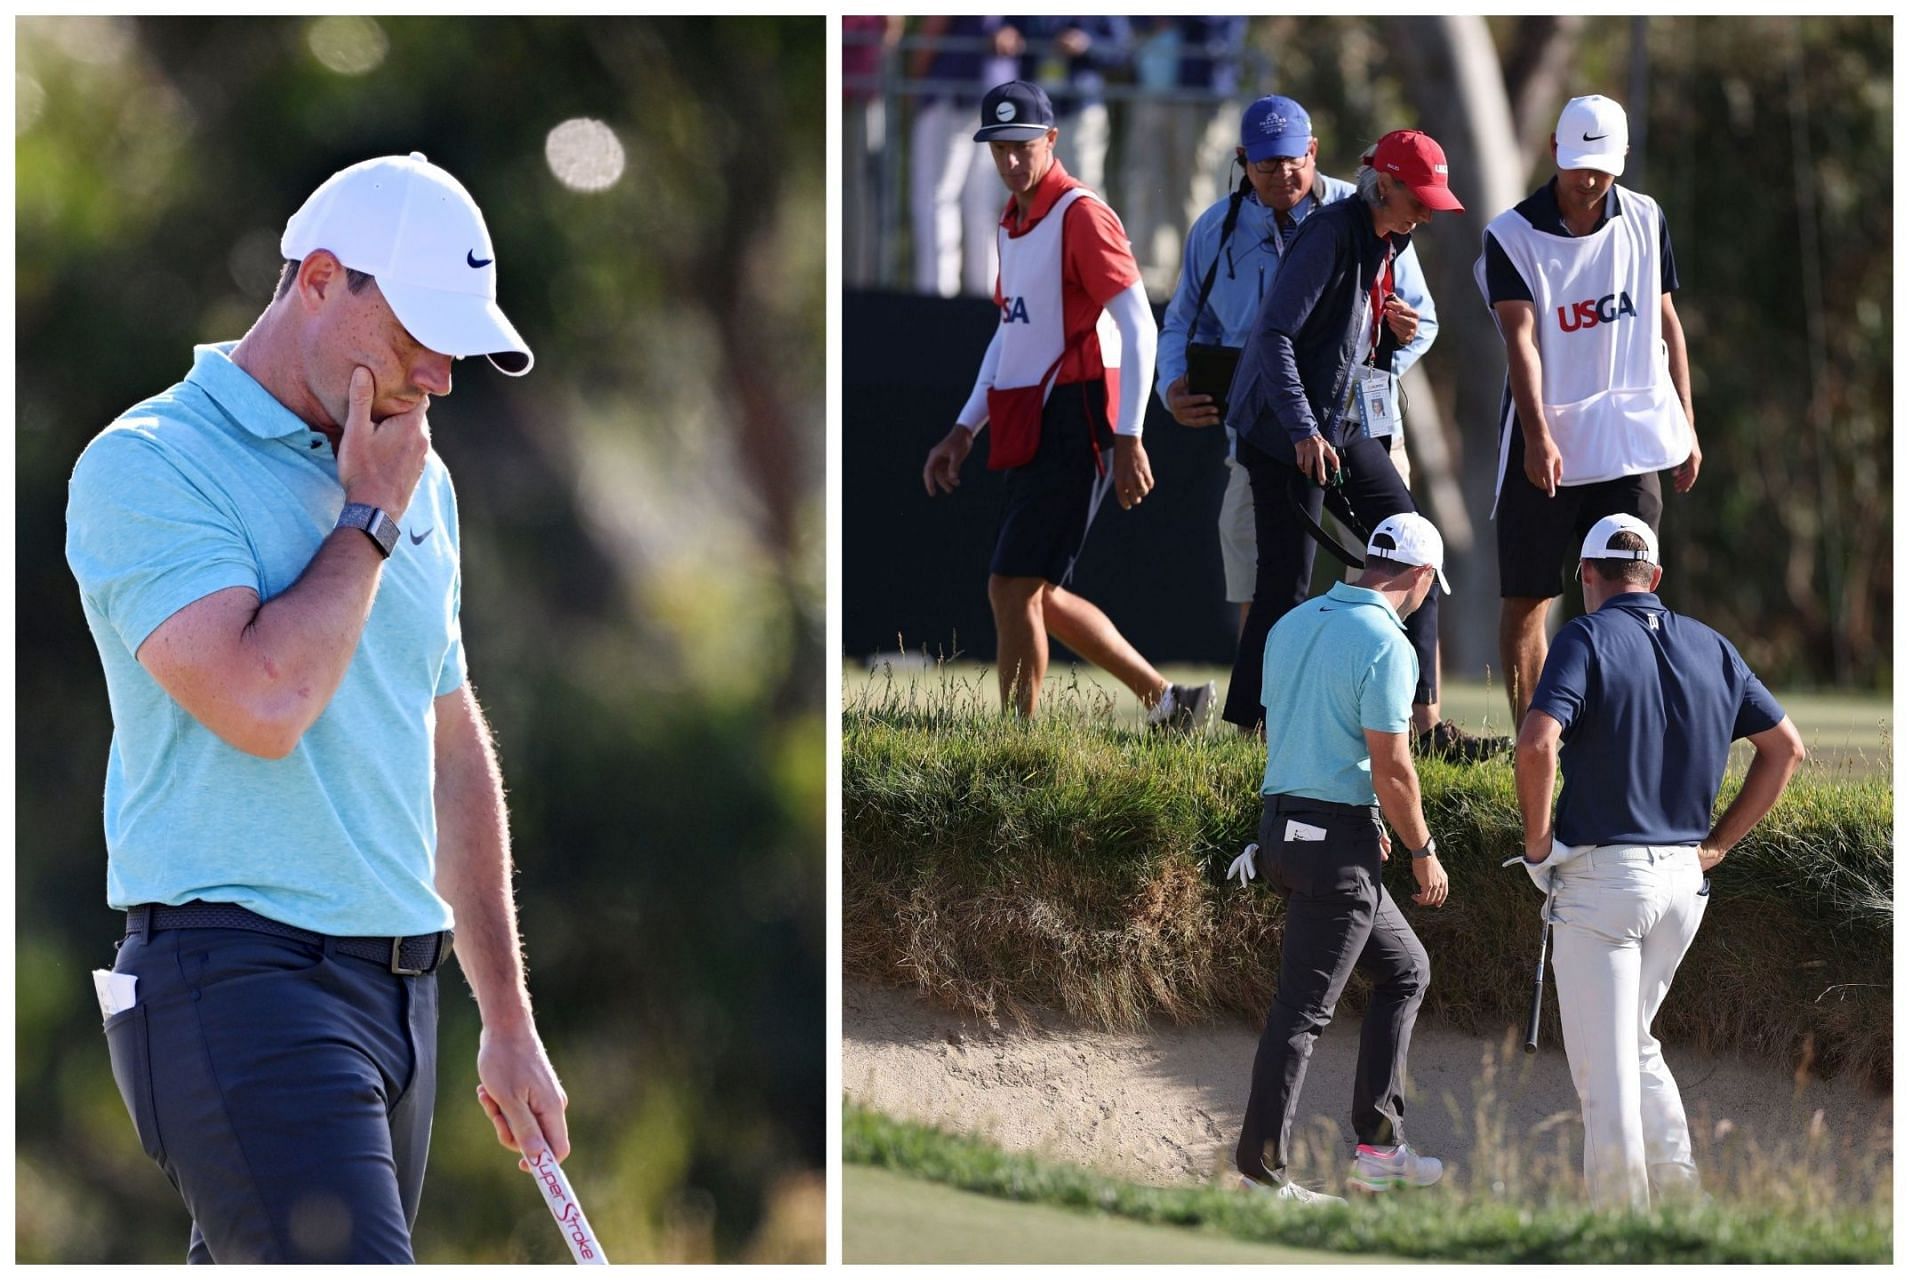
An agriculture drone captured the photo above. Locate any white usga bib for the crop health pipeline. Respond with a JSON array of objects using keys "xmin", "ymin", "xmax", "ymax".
[
  {"xmin": 991, "ymin": 185, "xmax": 1122, "ymax": 401},
  {"xmin": 1477, "ymin": 186, "xmax": 1692, "ymax": 498}
]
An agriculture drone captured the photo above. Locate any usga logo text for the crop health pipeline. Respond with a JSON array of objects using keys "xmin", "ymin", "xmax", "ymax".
[
  {"xmin": 1558, "ymin": 290, "xmax": 1637, "ymax": 332},
  {"xmin": 1001, "ymin": 296, "xmax": 1030, "ymax": 324}
]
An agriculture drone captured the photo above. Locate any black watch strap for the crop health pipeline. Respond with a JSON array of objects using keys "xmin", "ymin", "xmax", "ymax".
[
  {"xmin": 337, "ymin": 502, "xmax": 400, "ymax": 558},
  {"xmin": 1412, "ymin": 835, "xmax": 1437, "ymax": 860}
]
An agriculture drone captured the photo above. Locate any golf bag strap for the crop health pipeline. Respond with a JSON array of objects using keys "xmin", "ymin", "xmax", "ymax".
[{"xmin": 1190, "ymin": 177, "xmax": 1251, "ymax": 329}]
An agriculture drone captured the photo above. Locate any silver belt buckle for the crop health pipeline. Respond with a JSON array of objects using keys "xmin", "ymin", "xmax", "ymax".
[{"xmin": 389, "ymin": 936, "xmax": 428, "ymax": 976}]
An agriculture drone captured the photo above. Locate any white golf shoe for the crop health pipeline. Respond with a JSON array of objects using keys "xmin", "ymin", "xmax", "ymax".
[
  {"xmin": 1347, "ymin": 1142, "xmax": 1444, "ymax": 1192},
  {"xmin": 1239, "ymin": 1175, "xmax": 1348, "ymax": 1207}
]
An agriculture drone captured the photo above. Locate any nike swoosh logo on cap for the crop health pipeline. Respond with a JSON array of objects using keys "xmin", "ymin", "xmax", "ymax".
[
  {"xmin": 410, "ymin": 527, "xmax": 433, "ymax": 545},
  {"xmin": 467, "ymin": 250, "xmax": 492, "ymax": 268},
  {"xmin": 1582, "ymin": 130, "xmax": 1608, "ymax": 141}
]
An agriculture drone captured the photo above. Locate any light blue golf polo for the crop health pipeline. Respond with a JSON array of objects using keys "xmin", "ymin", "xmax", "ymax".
[
  {"xmin": 65, "ymin": 343, "xmax": 466, "ymax": 936},
  {"xmin": 1260, "ymin": 581, "xmax": 1417, "ymax": 807}
]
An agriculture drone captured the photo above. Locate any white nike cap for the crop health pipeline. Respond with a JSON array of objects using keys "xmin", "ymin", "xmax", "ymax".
[
  {"xmin": 1580, "ymin": 512, "xmax": 1660, "ymax": 564},
  {"xmin": 1368, "ymin": 512, "xmax": 1450, "ymax": 595},
  {"xmin": 281, "ymin": 152, "xmax": 533, "ymax": 376},
  {"xmin": 1555, "ymin": 95, "xmax": 1629, "ymax": 177}
]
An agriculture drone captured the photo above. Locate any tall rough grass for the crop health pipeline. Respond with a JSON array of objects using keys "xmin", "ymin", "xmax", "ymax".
[{"xmin": 843, "ymin": 685, "xmax": 1892, "ymax": 1089}]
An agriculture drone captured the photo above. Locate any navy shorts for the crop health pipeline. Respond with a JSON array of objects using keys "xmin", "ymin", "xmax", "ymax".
[
  {"xmin": 1496, "ymin": 432, "xmax": 1663, "ymax": 600},
  {"xmin": 104, "ymin": 920, "xmax": 439, "ymax": 1263},
  {"xmin": 988, "ymin": 379, "xmax": 1115, "ymax": 585}
]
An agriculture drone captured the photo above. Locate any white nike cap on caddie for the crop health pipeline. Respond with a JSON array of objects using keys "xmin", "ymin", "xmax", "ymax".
[
  {"xmin": 281, "ymin": 152, "xmax": 533, "ymax": 376},
  {"xmin": 1368, "ymin": 512, "xmax": 1450, "ymax": 595},
  {"xmin": 1555, "ymin": 95, "xmax": 1629, "ymax": 177},
  {"xmin": 1580, "ymin": 512, "xmax": 1660, "ymax": 564}
]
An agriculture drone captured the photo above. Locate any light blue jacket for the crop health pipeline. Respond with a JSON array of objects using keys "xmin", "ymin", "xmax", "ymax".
[{"xmin": 1157, "ymin": 174, "xmax": 1438, "ymax": 448}]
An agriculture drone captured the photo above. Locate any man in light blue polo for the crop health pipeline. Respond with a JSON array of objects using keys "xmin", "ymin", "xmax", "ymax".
[
  {"xmin": 1231, "ymin": 512, "xmax": 1452, "ymax": 1205},
  {"xmin": 66, "ymin": 153, "xmax": 568, "ymax": 1263},
  {"xmin": 1157, "ymin": 95, "xmax": 1437, "ymax": 637}
]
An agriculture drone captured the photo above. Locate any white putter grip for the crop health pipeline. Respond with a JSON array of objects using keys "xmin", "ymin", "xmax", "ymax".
[{"xmin": 527, "ymin": 1143, "xmax": 608, "ymax": 1264}]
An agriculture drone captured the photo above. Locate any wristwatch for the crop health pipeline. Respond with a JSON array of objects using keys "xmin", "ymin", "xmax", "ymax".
[
  {"xmin": 1411, "ymin": 835, "xmax": 1437, "ymax": 860},
  {"xmin": 336, "ymin": 502, "xmax": 400, "ymax": 558}
]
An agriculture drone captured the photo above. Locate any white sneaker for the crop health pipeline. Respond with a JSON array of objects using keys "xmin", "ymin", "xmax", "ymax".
[
  {"xmin": 1146, "ymin": 682, "xmax": 1216, "ymax": 732},
  {"xmin": 1347, "ymin": 1143, "xmax": 1444, "ymax": 1192},
  {"xmin": 1239, "ymin": 1175, "xmax": 1348, "ymax": 1207}
]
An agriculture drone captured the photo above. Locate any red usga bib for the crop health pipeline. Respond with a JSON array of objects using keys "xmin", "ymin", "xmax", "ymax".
[{"xmin": 985, "ymin": 185, "xmax": 1121, "ymax": 470}]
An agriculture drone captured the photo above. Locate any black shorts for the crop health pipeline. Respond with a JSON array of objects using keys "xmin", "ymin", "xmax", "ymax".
[
  {"xmin": 989, "ymin": 379, "xmax": 1114, "ymax": 584},
  {"xmin": 1495, "ymin": 431, "xmax": 1663, "ymax": 600}
]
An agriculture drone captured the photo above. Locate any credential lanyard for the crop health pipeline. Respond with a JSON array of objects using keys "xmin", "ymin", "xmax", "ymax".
[{"xmin": 1365, "ymin": 243, "xmax": 1396, "ymax": 366}]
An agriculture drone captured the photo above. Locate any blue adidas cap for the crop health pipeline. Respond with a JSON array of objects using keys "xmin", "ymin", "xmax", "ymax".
[
  {"xmin": 1241, "ymin": 95, "xmax": 1313, "ymax": 163},
  {"xmin": 975, "ymin": 80, "xmax": 1055, "ymax": 142}
]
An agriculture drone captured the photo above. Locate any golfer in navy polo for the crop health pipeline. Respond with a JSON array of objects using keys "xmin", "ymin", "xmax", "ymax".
[
  {"xmin": 66, "ymin": 154, "xmax": 569, "ymax": 1262},
  {"xmin": 1515, "ymin": 514, "xmax": 1804, "ymax": 1212},
  {"xmin": 1231, "ymin": 512, "xmax": 1454, "ymax": 1206}
]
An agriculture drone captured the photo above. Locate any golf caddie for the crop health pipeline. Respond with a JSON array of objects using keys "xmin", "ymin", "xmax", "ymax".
[
  {"xmin": 922, "ymin": 80, "xmax": 1213, "ymax": 728},
  {"xmin": 66, "ymin": 153, "xmax": 570, "ymax": 1262},
  {"xmin": 1229, "ymin": 512, "xmax": 1453, "ymax": 1205},
  {"xmin": 1514, "ymin": 514, "xmax": 1804, "ymax": 1212},
  {"xmin": 1477, "ymin": 94, "xmax": 1704, "ymax": 732}
]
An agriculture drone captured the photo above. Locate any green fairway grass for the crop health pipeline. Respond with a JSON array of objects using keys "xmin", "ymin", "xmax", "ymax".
[
  {"xmin": 843, "ymin": 659, "xmax": 1889, "ymax": 780},
  {"xmin": 844, "ymin": 1164, "xmax": 1378, "ymax": 1264}
]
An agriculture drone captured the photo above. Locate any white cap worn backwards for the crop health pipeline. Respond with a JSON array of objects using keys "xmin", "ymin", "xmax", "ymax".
[
  {"xmin": 1555, "ymin": 94, "xmax": 1629, "ymax": 177},
  {"xmin": 1368, "ymin": 512, "xmax": 1451, "ymax": 595},
  {"xmin": 1581, "ymin": 513, "xmax": 1660, "ymax": 565},
  {"xmin": 281, "ymin": 152, "xmax": 533, "ymax": 376}
]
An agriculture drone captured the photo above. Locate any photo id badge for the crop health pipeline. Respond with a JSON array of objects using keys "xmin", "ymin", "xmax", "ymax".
[{"xmin": 1358, "ymin": 367, "xmax": 1394, "ymax": 438}]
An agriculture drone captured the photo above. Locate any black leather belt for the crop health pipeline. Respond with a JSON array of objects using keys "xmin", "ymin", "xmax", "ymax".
[
  {"xmin": 1265, "ymin": 793, "xmax": 1382, "ymax": 822},
  {"xmin": 125, "ymin": 901, "xmax": 453, "ymax": 976}
]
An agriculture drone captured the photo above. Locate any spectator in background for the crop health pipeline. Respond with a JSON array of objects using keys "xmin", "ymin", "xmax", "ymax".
[
  {"xmin": 987, "ymin": 17, "xmax": 1132, "ymax": 197},
  {"xmin": 1122, "ymin": 17, "xmax": 1247, "ymax": 296},
  {"xmin": 843, "ymin": 16, "xmax": 902, "ymax": 288},
  {"xmin": 910, "ymin": 16, "xmax": 1007, "ymax": 297},
  {"xmin": 1158, "ymin": 97, "xmax": 1436, "ymax": 641}
]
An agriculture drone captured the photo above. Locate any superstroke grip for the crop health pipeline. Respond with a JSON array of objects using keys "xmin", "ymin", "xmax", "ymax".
[{"xmin": 527, "ymin": 1147, "xmax": 609, "ymax": 1264}]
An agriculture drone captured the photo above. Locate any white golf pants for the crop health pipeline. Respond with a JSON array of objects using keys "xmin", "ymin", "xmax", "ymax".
[
  {"xmin": 910, "ymin": 98, "xmax": 998, "ymax": 298},
  {"xmin": 1549, "ymin": 842, "xmax": 1708, "ymax": 1212}
]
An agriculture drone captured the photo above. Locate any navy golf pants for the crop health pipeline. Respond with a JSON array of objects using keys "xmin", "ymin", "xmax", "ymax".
[{"xmin": 103, "ymin": 924, "xmax": 439, "ymax": 1263}]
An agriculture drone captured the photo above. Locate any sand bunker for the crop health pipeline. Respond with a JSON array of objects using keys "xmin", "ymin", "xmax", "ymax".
[{"xmin": 844, "ymin": 981, "xmax": 1890, "ymax": 1201}]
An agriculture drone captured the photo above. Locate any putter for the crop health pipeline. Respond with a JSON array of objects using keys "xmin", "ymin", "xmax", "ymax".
[
  {"xmin": 526, "ymin": 1143, "xmax": 609, "ymax": 1265},
  {"xmin": 1525, "ymin": 879, "xmax": 1555, "ymax": 1054}
]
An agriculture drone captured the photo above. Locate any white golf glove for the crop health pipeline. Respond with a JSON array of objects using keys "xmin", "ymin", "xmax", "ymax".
[
  {"xmin": 1503, "ymin": 838, "xmax": 1587, "ymax": 895},
  {"xmin": 1226, "ymin": 843, "xmax": 1260, "ymax": 889}
]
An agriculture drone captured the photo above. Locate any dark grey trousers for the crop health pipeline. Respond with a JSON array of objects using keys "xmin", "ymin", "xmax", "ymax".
[
  {"xmin": 104, "ymin": 923, "xmax": 439, "ymax": 1263},
  {"xmin": 1235, "ymin": 796, "xmax": 1431, "ymax": 1183}
]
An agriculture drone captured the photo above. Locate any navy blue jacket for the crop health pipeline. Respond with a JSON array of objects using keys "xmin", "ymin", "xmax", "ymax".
[{"xmin": 1228, "ymin": 194, "xmax": 1412, "ymax": 461}]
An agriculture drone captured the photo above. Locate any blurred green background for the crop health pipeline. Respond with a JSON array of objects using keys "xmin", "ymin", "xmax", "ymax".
[{"xmin": 17, "ymin": 16, "xmax": 825, "ymax": 1264}]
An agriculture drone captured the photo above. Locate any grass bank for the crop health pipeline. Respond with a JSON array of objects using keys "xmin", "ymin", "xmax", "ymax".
[
  {"xmin": 842, "ymin": 697, "xmax": 1892, "ymax": 1089},
  {"xmin": 844, "ymin": 1106, "xmax": 1891, "ymax": 1265}
]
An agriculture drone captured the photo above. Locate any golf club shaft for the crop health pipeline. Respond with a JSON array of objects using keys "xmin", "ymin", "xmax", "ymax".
[
  {"xmin": 1525, "ymin": 889, "xmax": 1554, "ymax": 1053},
  {"xmin": 527, "ymin": 1147, "xmax": 609, "ymax": 1264}
]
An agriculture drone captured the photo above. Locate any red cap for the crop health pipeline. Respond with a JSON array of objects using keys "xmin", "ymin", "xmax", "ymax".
[{"xmin": 1369, "ymin": 130, "xmax": 1464, "ymax": 213}]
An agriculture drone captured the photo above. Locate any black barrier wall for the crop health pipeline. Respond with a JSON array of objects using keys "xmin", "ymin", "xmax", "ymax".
[{"xmin": 844, "ymin": 289, "xmax": 1250, "ymax": 668}]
